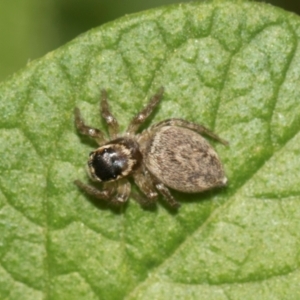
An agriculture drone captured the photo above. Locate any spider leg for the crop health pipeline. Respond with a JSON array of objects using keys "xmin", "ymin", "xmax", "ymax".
[
  {"xmin": 74, "ymin": 180, "xmax": 113, "ymax": 201},
  {"xmin": 133, "ymin": 168, "xmax": 158, "ymax": 207},
  {"xmin": 154, "ymin": 181, "xmax": 181, "ymax": 209},
  {"xmin": 101, "ymin": 89, "xmax": 119, "ymax": 139},
  {"xmin": 133, "ymin": 167, "xmax": 180, "ymax": 209},
  {"xmin": 150, "ymin": 118, "xmax": 228, "ymax": 146},
  {"xmin": 127, "ymin": 87, "xmax": 164, "ymax": 134},
  {"xmin": 111, "ymin": 179, "xmax": 131, "ymax": 204},
  {"xmin": 74, "ymin": 107, "xmax": 106, "ymax": 144}
]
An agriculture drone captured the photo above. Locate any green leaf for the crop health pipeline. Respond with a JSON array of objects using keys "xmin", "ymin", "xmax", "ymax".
[{"xmin": 1, "ymin": 1, "xmax": 300, "ymax": 299}]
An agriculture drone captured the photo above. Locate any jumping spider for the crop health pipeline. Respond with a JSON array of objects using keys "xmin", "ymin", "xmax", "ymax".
[{"xmin": 74, "ymin": 87, "xmax": 227, "ymax": 209}]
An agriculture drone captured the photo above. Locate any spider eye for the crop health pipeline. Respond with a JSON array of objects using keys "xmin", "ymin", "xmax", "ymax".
[
  {"xmin": 87, "ymin": 139, "xmax": 142, "ymax": 182},
  {"xmin": 89, "ymin": 146, "xmax": 127, "ymax": 182}
]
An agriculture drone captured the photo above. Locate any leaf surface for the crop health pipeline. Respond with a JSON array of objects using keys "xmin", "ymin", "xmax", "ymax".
[{"xmin": 1, "ymin": 1, "xmax": 300, "ymax": 299}]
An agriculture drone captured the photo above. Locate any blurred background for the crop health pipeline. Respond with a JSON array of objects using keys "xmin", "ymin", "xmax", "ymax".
[{"xmin": 0, "ymin": 0, "xmax": 299, "ymax": 82}]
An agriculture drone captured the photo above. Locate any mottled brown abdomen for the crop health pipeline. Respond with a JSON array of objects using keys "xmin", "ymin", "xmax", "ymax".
[{"xmin": 144, "ymin": 126, "xmax": 227, "ymax": 192}]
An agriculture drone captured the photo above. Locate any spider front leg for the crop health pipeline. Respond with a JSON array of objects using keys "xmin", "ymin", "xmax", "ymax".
[
  {"xmin": 74, "ymin": 180, "xmax": 113, "ymax": 201},
  {"xmin": 110, "ymin": 179, "xmax": 131, "ymax": 205},
  {"xmin": 74, "ymin": 107, "xmax": 106, "ymax": 144},
  {"xmin": 127, "ymin": 87, "xmax": 164, "ymax": 134},
  {"xmin": 101, "ymin": 89, "xmax": 119, "ymax": 139},
  {"xmin": 74, "ymin": 179, "xmax": 131, "ymax": 206}
]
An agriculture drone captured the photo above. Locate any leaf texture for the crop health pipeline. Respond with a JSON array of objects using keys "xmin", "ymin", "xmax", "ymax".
[{"xmin": 1, "ymin": 1, "xmax": 300, "ymax": 299}]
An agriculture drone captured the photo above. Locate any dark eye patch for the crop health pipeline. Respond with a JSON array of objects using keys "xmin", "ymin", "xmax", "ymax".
[{"xmin": 91, "ymin": 150, "xmax": 124, "ymax": 181}]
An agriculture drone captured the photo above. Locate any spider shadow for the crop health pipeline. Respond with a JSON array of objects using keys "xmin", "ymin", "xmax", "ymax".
[
  {"xmin": 78, "ymin": 181, "xmax": 228, "ymax": 215},
  {"xmin": 170, "ymin": 185, "xmax": 229, "ymax": 206},
  {"xmin": 81, "ymin": 184, "xmax": 180, "ymax": 215}
]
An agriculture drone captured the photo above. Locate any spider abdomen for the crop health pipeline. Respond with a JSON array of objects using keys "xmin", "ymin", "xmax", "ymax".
[{"xmin": 143, "ymin": 126, "xmax": 227, "ymax": 193}]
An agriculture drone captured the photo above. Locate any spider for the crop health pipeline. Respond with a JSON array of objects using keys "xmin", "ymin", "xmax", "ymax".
[{"xmin": 74, "ymin": 87, "xmax": 227, "ymax": 209}]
